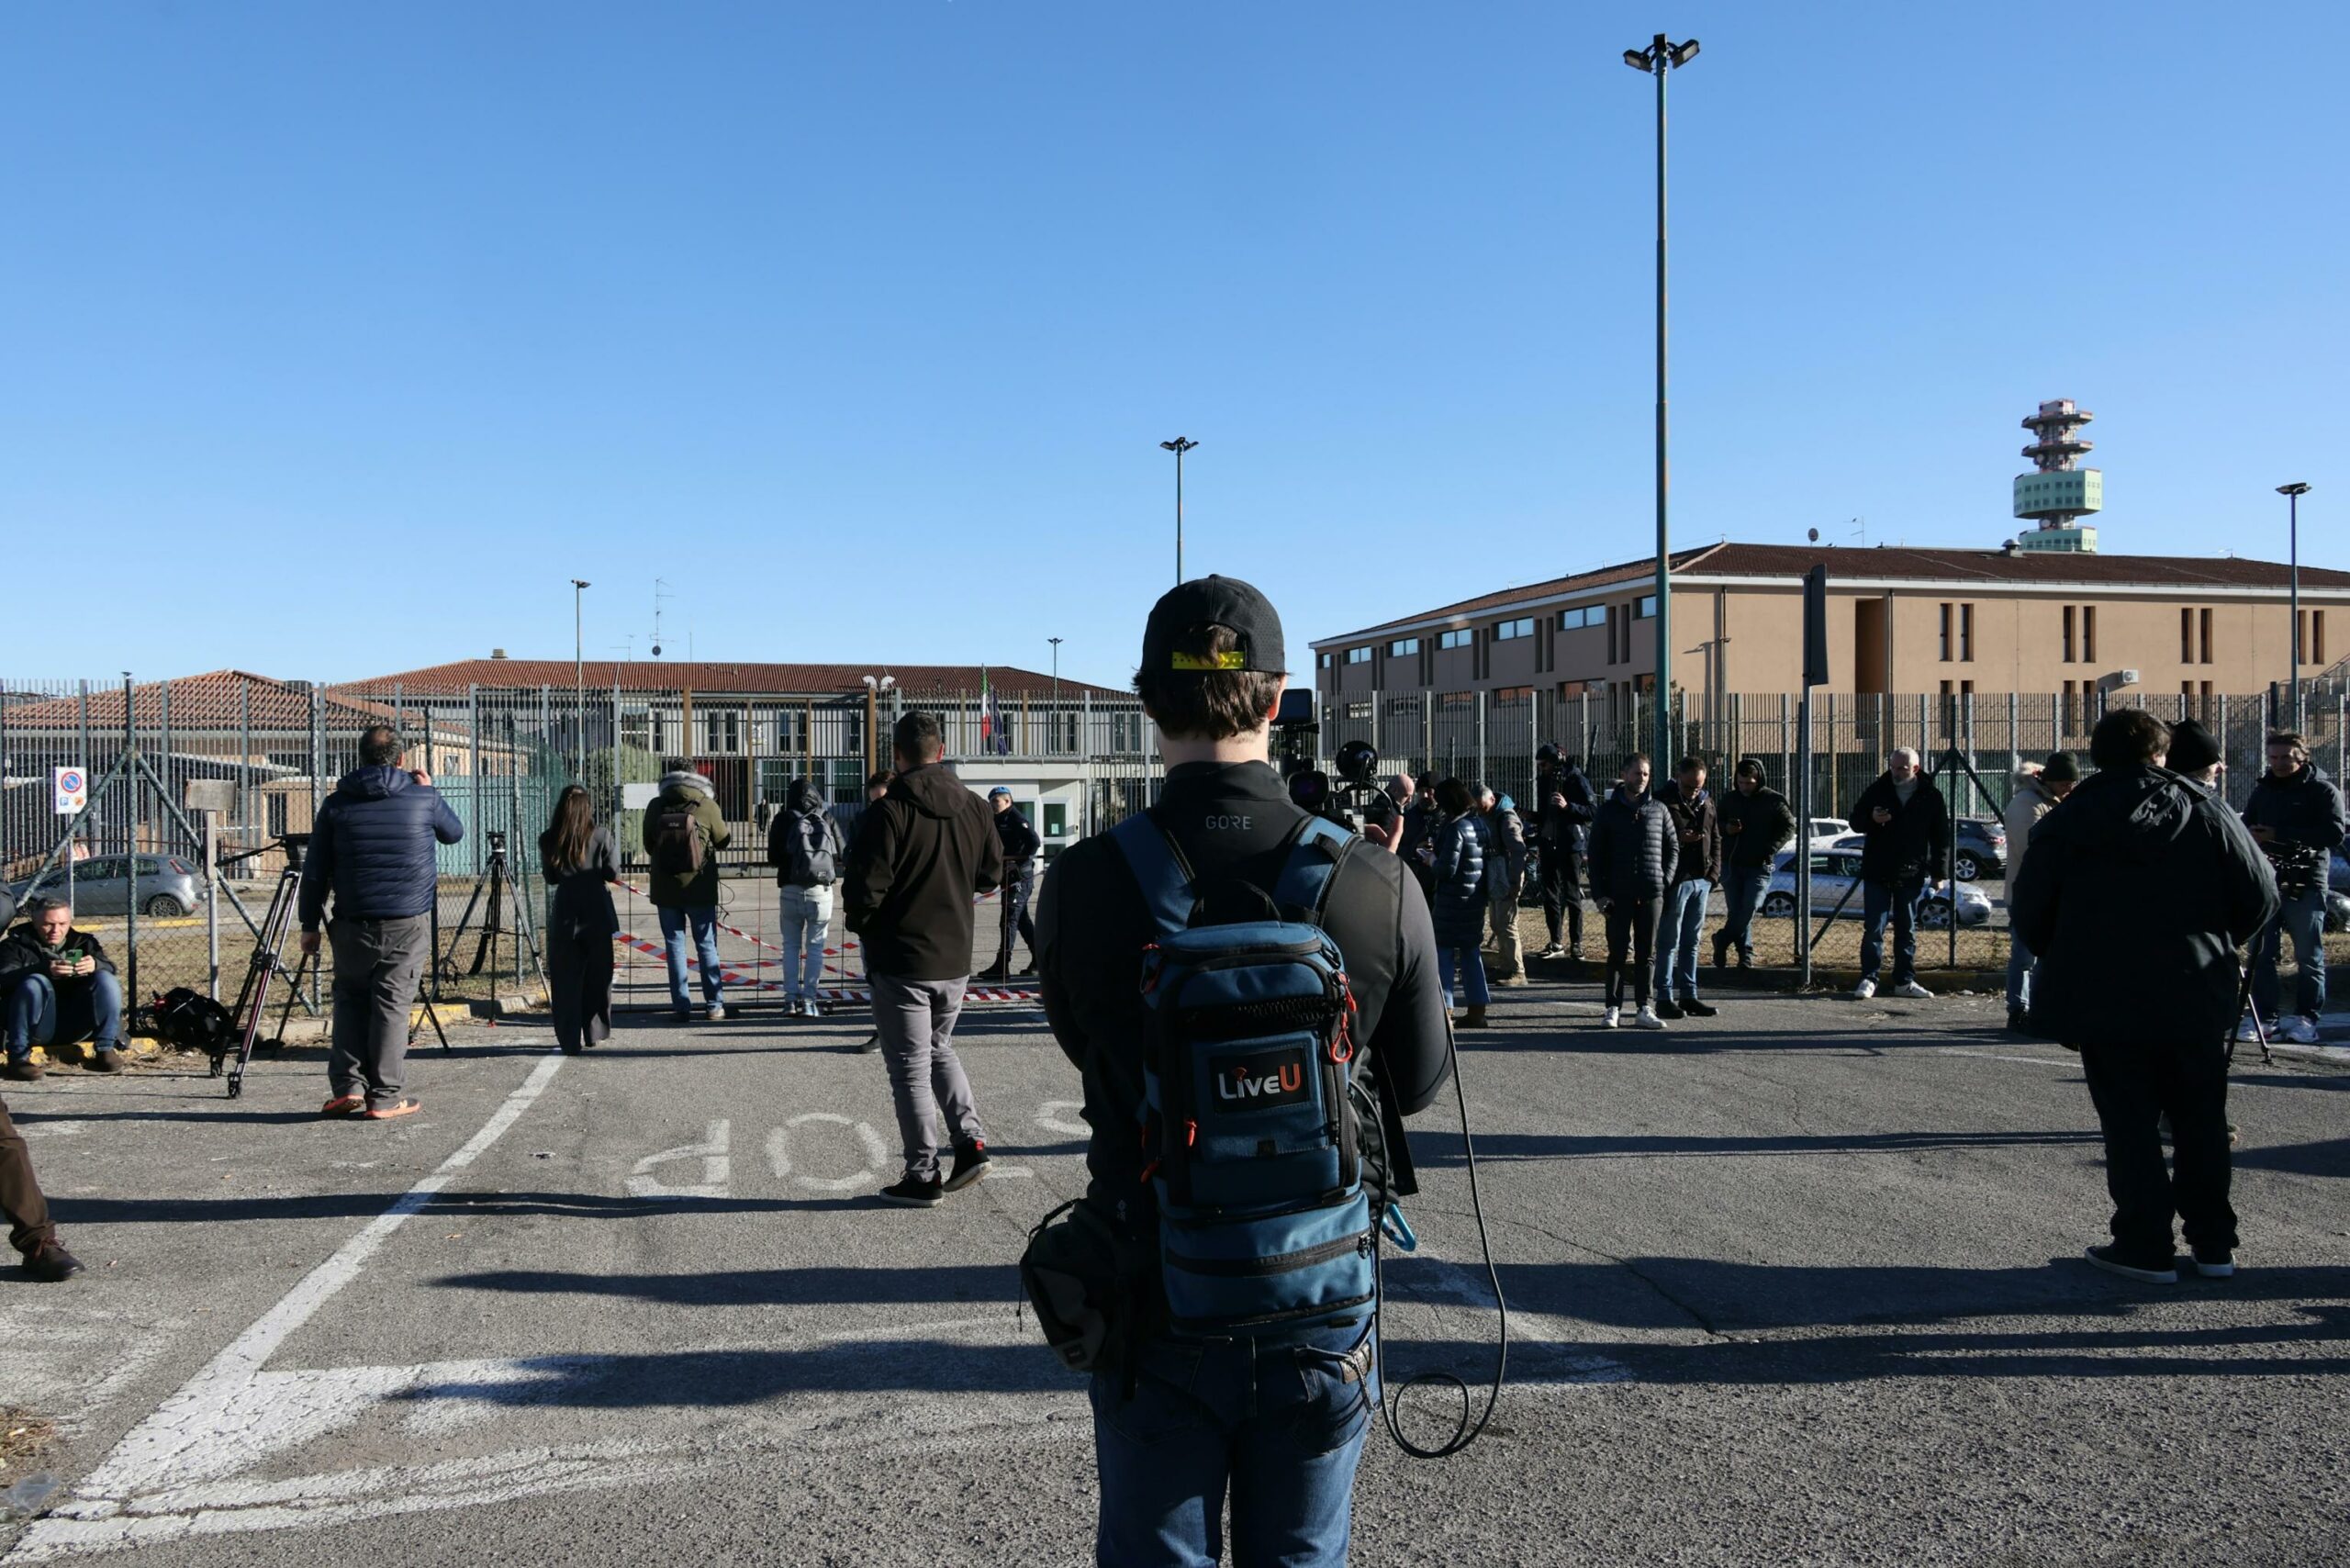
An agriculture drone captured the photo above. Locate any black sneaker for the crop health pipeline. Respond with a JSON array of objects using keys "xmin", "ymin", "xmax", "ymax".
[
  {"xmin": 1536, "ymin": 944, "xmax": 1566, "ymax": 961},
  {"xmin": 1653, "ymin": 997, "xmax": 1684, "ymax": 1021},
  {"xmin": 1682, "ymin": 998, "xmax": 1718, "ymax": 1018},
  {"xmin": 2189, "ymin": 1248, "xmax": 2236, "ymax": 1279},
  {"xmin": 21, "ymin": 1240, "xmax": 82, "ymax": 1282},
  {"xmin": 1711, "ymin": 935, "xmax": 1729, "ymax": 971},
  {"xmin": 2008, "ymin": 1006, "xmax": 2029, "ymax": 1033},
  {"xmin": 944, "ymin": 1140, "xmax": 993, "ymax": 1192},
  {"xmin": 856, "ymin": 1033, "xmax": 881, "ymax": 1054},
  {"xmin": 877, "ymin": 1173, "xmax": 943, "ymax": 1207},
  {"xmin": 2085, "ymin": 1243, "xmax": 2178, "ymax": 1284}
]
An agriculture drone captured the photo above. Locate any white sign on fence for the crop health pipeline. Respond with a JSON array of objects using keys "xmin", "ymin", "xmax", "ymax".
[
  {"xmin": 52, "ymin": 767, "xmax": 86, "ymax": 815},
  {"xmin": 621, "ymin": 781, "xmax": 661, "ymax": 810}
]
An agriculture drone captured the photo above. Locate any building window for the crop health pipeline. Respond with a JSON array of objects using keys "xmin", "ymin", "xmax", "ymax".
[
  {"xmin": 2062, "ymin": 606, "xmax": 2076, "ymax": 663},
  {"xmin": 1633, "ymin": 595, "xmax": 1657, "ymax": 620},
  {"xmin": 1318, "ymin": 653, "xmax": 1332, "ymax": 670},
  {"xmin": 2181, "ymin": 608, "xmax": 2194, "ymax": 665},
  {"xmin": 1939, "ymin": 603, "xmax": 1952, "ymax": 662},
  {"xmin": 2082, "ymin": 606, "xmax": 2097, "ymax": 664},
  {"xmin": 2199, "ymin": 608, "xmax": 2213, "ymax": 665},
  {"xmin": 1438, "ymin": 629, "xmax": 1472, "ymax": 650},
  {"xmin": 1345, "ymin": 646, "xmax": 1372, "ymax": 665},
  {"xmin": 1492, "ymin": 686, "xmax": 1534, "ymax": 702},
  {"xmin": 1961, "ymin": 679, "xmax": 1974, "ymax": 696},
  {"xmin": 1494, "ymin": 618, "xmax": 1533, "ymax": 641},
  {"xmin": 1940, "ymin": 678, "xmax": 1953, "ymax": 697},
  {"xmin": 2315, "ymin": 610, "xmax": 2328, "ymax": 666},
  {"xmin": 1558, "ymin": 606, "xmax": 1604, "ymax": 631},
  {"xmin": 1961, "ymin": 603, "xmax": 1975, "ymax": 662},
  {"xmin": 1388, "ymin": 637, "xmax": 1419, "ymax": 657}
]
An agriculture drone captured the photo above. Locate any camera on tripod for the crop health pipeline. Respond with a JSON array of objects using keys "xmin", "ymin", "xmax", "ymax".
[{"xmin": 2261, "ymin": 838, "xmax": 2324, "ymax": 900}]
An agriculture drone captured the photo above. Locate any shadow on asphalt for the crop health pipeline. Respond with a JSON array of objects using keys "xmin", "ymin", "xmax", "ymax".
[
  {"xmin": 434, "ymin": 1261, "xmax": 1020, "ymax": 1306},
  {"xmin": 1408, "ymin": 1128, "xmax": 2104, "ymax": 1165},
  {"xmin": 52, "ymin": 1190, "xmax": 879, "ymax": 1225}
]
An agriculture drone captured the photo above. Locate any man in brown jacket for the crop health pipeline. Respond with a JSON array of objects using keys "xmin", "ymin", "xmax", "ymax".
[{"xmin": 845, "ymin": 711, "xmax": 1004, "ymax": 1207}]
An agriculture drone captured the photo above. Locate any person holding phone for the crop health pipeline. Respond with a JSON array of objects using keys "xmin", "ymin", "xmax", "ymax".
[{"xmin": 1, "ymin": 895, "xmax": 127, "ymax": 1078}]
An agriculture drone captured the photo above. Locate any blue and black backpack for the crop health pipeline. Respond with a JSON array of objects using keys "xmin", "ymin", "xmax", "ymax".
[{"xmin": 1110, "ymin": 811, "xmax": 1375, "ymax": 1340}]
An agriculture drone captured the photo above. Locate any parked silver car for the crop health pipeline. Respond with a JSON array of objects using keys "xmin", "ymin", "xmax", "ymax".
[
  {"xmin": 8, "ymin": 854, "xmax": 207, "ymax": 917},
  {"xmin": 1760, "ymin": 847, "xmax": 1995, "ymax": 929}
]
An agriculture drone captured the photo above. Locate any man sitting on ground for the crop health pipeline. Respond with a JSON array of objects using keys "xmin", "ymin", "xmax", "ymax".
[{"xmin": 0, "ymin": 895, "xmax": 127, "ymax": 1079}]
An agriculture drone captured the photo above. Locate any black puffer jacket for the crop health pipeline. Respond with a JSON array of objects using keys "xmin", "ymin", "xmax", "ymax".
[
  {"xmin": 2012, "ymin": 763, "xmax": 2277, "ymax": 1051},
  {"xmin": 2242, "ymin": 764, "xmax": 2347, "ymax": 857},
  {"xmin": 299, "ymin": 766, "xmax": 464, "ymax": 929},
  {"xmin": 844, "ymin": 763, "xmax": 1004, "ymax": 980},
  {"xmin": 1654, "ymin": 778, "xmax": 1720, "ymax": 886},
  {"xmin": 1847, "ymin": 772, "xmax": 1950, "ymax": 885},
  {"xmin": 1427, "ymin": 811, "xmax": 1491, "ymax": 949},
  {"xmin": 1718, "ymin": 773, "xmax": 1798, "ymax": 870},
  {"xmin": 1587, "ymin": 785, "xmax": 1678, "ymax": 902}
]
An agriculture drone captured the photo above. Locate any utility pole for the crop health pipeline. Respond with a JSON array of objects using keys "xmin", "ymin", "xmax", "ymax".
[
  {"xmin": 1048, "ymin": 636, "xmax": 1064, "ymax": 755},
  {"xmin": 2278, "ymin": 483, "xmax": 2311, "ymax": 730},
  {"xmin": 571, "ymin": 578, "xmax": 590, "ymax": 781},
  {"xmin": 1160, "ymin": 437, "xmax": 1199, "ymax": 583},
  {"xmin": 1625, "ymin": 32, "xmax": 1699, "ymax": 768}
]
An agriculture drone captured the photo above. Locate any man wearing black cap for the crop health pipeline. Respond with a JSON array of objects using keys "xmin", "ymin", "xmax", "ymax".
[
  {"xmin": 2166, "ymin": 719, "xmax": 2224, "ymax": 793},
  {"xmin": 2013, "ymin": 708, "xmax": 2276, "ymax": 1284},
  {"xmin": 2001, "ymin": 751, "xmax": 2078, "ymax": 1032},
  {"xmin": 979, "ymin": 787, "xmax": 1042, "ymax": 981},
  {"xmin": 1036, "ymin": 575, "xmax": 1451, "ymax": 1568}
]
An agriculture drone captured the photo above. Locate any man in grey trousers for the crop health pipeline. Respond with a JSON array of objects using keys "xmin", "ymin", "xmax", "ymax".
[
  {"xmin": 299, "ymin": 725, "xmax": 464, "ymax": 1120},
  {"xmin": 844, "ymin": 711, "xmax": 1004, "ymax": 1206}
]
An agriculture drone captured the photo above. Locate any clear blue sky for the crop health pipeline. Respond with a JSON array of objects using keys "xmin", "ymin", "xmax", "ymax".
[{"xmin": 6, "ymin": 3, "xmax": 2342, "ymax": 689}]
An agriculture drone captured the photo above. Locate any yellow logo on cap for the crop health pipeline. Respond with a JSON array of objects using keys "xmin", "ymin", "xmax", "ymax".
[{"xmin": 1170, "ymin": 650, "xmax": 1248, "ymax": 670}]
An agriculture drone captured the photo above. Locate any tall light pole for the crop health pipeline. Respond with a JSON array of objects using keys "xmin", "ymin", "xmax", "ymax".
[
  {"xmin": 2279, "ymin": 482, "xmax": 2311, "ymax": 729},
  {"xmin": 571, "ymin": 578, "xmax": 591, "ymax": 781},
  {"xmin": 1047, "ymin": 636, "xmax": 1064, "ymax": 755},
  {"xmin": 1160, "ymin": 437, "xmax": 1199, "ymax": 583},
  {"xmin": 1625, "ymin": 32, "xmax": 1698, "ymax": 770}
]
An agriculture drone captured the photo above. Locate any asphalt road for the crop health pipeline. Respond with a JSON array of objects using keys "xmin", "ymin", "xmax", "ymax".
[{"xmin": 1, "ymin": 977, "xmax": 2344, "ymax": 1566}]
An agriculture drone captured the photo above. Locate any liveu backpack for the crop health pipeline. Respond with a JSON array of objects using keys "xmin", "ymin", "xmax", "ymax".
[
  {"xmin": 653, "ymin": 801, "xmax": 706, "ymax": 878},
  {"xmin": 1111, "ymin": 811, "xmax": 1375, "ymax": 1340}
]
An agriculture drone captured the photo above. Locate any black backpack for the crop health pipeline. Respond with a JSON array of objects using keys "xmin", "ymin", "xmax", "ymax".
[{"xmin": 775, "ymin": 812, "xmax": 837, "ymax": 888}]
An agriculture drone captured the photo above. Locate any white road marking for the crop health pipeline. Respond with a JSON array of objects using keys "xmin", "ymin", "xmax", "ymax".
[
  {"xmin": 622, "ymin": 1118, "xmax": 730, "ymax": 1199},
  {"xmin": 8, "ymin": 1054, "xmax": 566, "ymax": 1561},
  {"xmin": 1935, "ymin": 1047, "xmax": 2080, "ymax": 1069},
  {"xmin": 763, "ymin": 1112, "xmax": 889, "ymax": 1193},
  {"xmin": 1035, "ymin": 1101, "xmax": 1088, "ymax": 1137}
]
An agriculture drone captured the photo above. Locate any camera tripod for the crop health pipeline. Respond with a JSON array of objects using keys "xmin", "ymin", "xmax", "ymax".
[
  {"xmin": 220, "ymin": 837, "xmax": 452, "ymax": 1098},
  {"xmin": 436, "ymin": 831, "xmax": 546, "ymax": 993}
]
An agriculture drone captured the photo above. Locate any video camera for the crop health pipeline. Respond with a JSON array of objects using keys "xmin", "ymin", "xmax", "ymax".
[
  {"xmin": 2260, "ymin": 838, "xmax": 2325, "ymax": 900},
  {"xmin": 1271, "ymin": 692, "xmax": 1390, "ymax": 834}
]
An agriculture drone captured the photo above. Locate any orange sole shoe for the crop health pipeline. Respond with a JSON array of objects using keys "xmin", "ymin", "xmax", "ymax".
[
  {"xmin": 320, "ymin": 1094, "xmax": 365, "ymax": 1117},
  {"xmin": 362, "ymin": 1099, "xmax": 421, "ymax": 1120}
]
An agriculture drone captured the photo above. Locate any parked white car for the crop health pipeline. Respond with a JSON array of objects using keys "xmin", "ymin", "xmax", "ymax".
[{"xmin": 1760, "ymin": 847, "xmax": 1995, "ymax": 929}]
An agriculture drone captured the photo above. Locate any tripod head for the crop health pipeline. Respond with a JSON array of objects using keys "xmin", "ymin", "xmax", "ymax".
[
  {"xmin": 278, "ymin": 833, "xmax": 311, "ymax": 870},
  {"xmin": 487, "ymin": 829, "xmax": 509, "ymax": 857}
]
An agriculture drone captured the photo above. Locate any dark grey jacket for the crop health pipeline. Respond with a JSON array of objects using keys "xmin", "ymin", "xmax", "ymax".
[
  {"xmin": 1587, "ymin": 786, "xmax": 1678, "ymax": 902},
  {"xmin": 1718, "ymin": 776, "xmax": 1798, "ymax": 871},
  {"xmin": 2242, "ymin": 764, "xmax": 2347, "ymax": 859},
  {"xmin": 2012, "ymin": 763, "xmax": 2277, "ymax": 1051},
  {"xmin": 299, "ymin": 766, "xmax": 464, "ymax": 929},
  {"xmin": 539, "ymin": 825, "xmax": 621, "ymax": 946}
]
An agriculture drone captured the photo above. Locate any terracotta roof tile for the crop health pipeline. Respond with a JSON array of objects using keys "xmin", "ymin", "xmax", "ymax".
[{"xmin": 332, "ymin": 660, "xmax": 1121, "ymax": 699}]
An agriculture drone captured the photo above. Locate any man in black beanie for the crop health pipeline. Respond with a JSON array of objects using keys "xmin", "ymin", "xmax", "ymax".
[
  {"xmin": 2013, "ymin": 708, "xmax": 2276, "ymax": 1283},
  {"xmin": 2166, "ymin": 718, "xmax": 2224, "ymax": 792}
]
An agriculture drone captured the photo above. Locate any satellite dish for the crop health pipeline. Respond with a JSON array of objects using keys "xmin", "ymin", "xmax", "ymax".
[
  {"xmin": 1807, "ymin": 527, "xmax": 1819, "ymax": 543},
  {"xmin": 650, "ymin": 643, "xmax": 662, "ymax": 656}
]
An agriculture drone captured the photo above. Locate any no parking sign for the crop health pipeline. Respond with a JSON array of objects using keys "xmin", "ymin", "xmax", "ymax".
[{"xmin": 53, "ymin": 767, "xmax": 86, "ymax": 815}]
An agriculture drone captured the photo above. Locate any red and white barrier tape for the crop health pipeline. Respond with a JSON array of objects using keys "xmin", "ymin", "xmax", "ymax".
[{"xmin": 613, "ymin": 931, "xmax": 1038, "ymax": 1005}]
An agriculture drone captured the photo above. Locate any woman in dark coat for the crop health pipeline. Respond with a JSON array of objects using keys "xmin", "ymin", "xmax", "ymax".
[
  {"xmin": 539, "ymin": 786, "xmax": 620, "ymax": 1055},
  {"xmin": 1427, "ymin": 778, "xmax": 1494, "ymax": 1027}
]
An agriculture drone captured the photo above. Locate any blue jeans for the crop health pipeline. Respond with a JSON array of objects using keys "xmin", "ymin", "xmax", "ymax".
[
  {"xmin": 2006, "ymin": 934, "xmax": 2037, "ymax": 1012},
  {"xmin": 1091, "ymin": 1325, "xmax": 1376, "ymax": 1568},
  {"xmin": 657, "ymin": 904, "xmax": 723, "ymax": 1011},
  {"xmin": 1653, "ymin": 879, "xmax": 1712, "ymax": 999},
  {"xmin": 1437, "ymin": 946, "xmax": 1490, "ymax": 1010},
  {"xmin": 2253, "ymin": 886, "xmax": 2328, "ymax": 1023},
  {"xmin": 1719, "ymin": 868, "xmax": 1770, "ymax": 959},
  {"xmin": 1860, "ymin": 878, "xmax": 1924, "ymax": 984},
  {"xmin": 777, "ymin": 885, "xmax": 833, "ymax": 1001},
  {"xmin": 6, "ymin": 971, "xmax": 124, "ymax": 1058}
]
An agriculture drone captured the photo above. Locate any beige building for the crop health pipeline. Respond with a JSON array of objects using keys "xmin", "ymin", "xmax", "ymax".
[{"xmin": 1313, "ymin": 543, "xmax": 2350, "ymax": 711}]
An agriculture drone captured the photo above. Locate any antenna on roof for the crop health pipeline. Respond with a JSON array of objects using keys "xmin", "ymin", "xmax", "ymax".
[
  {"xmin": 651, "ymin": 578, "xmax": 672, "ymax": 657},
  {"xmin": 1850, "ymin": 517, "xmax": 1866, "ymax": 548}
]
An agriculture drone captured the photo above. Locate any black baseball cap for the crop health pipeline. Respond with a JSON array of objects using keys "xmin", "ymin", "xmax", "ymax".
[{"xmin": 1139, "ymin": 575, "xmax": 1286, "ymax": 675}]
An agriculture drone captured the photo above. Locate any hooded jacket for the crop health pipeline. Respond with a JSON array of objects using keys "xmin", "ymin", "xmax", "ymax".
[
  {"xmin": 1587, "ymin": 784, "xmax": 1678, "ymax": 902},
  {"xmin": 642, "ymin": 770, "xmax": 731, "ymax": 909},
  {"xmin": 1535, "ymin": 765, "xmax": 1597, "ymax": 854},
  {"xmin": 1717, "ymin": 769, "xmax": 1797, "ymax": 871},
  {"xmin": 2001, "ymin": 768, "xmax": 2064, "ymax": 895},
  {"xmin": 298, "ymin": 765, "xmax": 464, "ymax": 929},
  {"xmin": 767, "ymin": 778, "xmax": 845, "ymax": 890},
  {"xmin": 1847, "ymin": 772, "xmax": 1951, "ymax": 885},
  {"xmin": 1654, "ymin": 778, "xmax": 1720, "ymax": 886},
  {"xmin": 2011, "ymin": 762, "xmax": 2277, "ymax": 1050},
  {"xmin": 844, "ymin": 763, "xmax": 1004, "ymax": 980},
  {"xmin": 1427, "ymin": 810, "xmax": 1492, "ymax": 949}
]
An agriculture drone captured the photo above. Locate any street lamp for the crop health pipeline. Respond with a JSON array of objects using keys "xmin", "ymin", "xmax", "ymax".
[
  {"xmin": 570, "ymin": 579, "xmax": 590, "ymax": 781},
  {"xmin": 860, "ymin": 673, "xmax": 896, "ymax": 777},
  {"xmin": 1047, "ymin": 636, "xmax": 1064, "ymax": 755},
  {"xmin": 1160, "ymin": 437, "xmax": 1199, "ymax": 583},
  {"xmin": 2279, "ymin": 482, "xmax": 2311, "ymax": 728},
  {"xmin": 1625, "ymin": 32, "xmax": 1699, "ymax": 770}
]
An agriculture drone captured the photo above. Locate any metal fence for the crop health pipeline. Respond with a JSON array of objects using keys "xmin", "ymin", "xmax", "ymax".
[{"xmin": 0, "ymin": 672, "xmax": 1166, "ymax": 1025}]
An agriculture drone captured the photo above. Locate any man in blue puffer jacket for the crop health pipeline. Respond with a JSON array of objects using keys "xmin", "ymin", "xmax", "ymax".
[{"xmin": 298, "ymin": 725, "xmax": 464, "ymax": 1120}]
